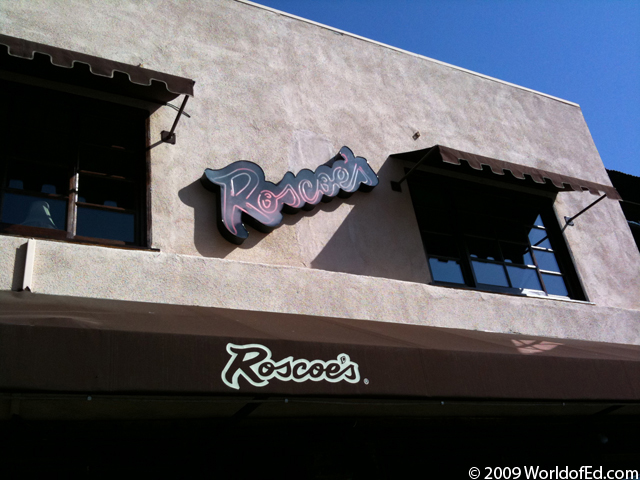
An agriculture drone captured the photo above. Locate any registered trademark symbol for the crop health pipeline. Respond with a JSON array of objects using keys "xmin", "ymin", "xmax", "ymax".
[{"xmin": 364, "ymin": 378, "xmax": 369, "ymax": 385}]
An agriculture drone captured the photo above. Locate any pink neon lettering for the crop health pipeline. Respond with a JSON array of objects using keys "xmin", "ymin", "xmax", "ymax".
[{"xmin": 201, "ymin": 146, "xmax": 378, "ymax": 244}]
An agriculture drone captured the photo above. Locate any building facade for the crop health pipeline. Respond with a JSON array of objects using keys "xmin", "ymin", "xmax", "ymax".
[{"xmin": 1, "ymin": 0, "xmax": 639, "ymax": 475}]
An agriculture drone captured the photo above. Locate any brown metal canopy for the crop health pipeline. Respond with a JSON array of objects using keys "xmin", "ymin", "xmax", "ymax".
[
  {"xmin": 392, "ymin": 145, "xmax": 621, "ymax": 200},
  {"xmin": 1, "ymin": 291, "xmax": 639, "ymax": 401},
  {"xmin": 0, "ymin": 33, "xmax": 194, "ymax": 103}
]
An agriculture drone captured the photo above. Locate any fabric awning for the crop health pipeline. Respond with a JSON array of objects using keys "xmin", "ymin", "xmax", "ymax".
[
  {"xmin": 1, "ymin": 291, "xmax": 639, "ymax": 401},
  {"xmin": 392, "ymin": 145, "xmax": 621, "ymax": 200},
  {"xmin": 0, "ymin": 33, "xmax": 194, "ymax": 103},
  {"xmin": 607, "ymin": 169, "xmax": 640, "ymax": 204}
]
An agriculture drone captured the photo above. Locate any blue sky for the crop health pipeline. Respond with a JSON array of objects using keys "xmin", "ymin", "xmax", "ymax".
[{"xmin": 252, "ymin": 0, "xmax": 640, "ymax": 176}]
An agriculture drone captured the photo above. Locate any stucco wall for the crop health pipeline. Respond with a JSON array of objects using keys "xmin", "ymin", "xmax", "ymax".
[
  {"xmin": 1, "ymin": 235, "xmax": 639, "ymax": 346},
  {"xmin": 1, "ymin": 0, "xmax": 639, "ymax": 339}
]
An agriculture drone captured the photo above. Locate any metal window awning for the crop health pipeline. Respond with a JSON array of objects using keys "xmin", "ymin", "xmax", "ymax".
[
  {"xmin": 391, "ymin": 145, "xmax": 621, "ymax": 201},
  {"xmin": 0, "ymin": 33, "xmax": 194, "ymax": 103},
  {"xmin": 1, "ymin": 291, "xmax": 640, "ymax": 402}
]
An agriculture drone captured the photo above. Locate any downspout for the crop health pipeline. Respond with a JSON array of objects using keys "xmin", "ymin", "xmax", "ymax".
[{"xmin": 22, "ymin": 238, "xmax": 36, "ymax": 292}]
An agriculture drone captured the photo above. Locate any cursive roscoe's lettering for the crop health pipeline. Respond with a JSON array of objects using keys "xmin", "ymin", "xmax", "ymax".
[
  {"xmin": 221, "ymin": 343, "xmax": 361, "ymax": 390},
  {"xmin": 200, "ymin": 146, "xmax": 378, "ymax": 244}
]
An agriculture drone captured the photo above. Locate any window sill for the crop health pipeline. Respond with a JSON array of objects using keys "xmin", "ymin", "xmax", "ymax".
[
  {"xmin": 428, "ymin": 281, "xmax": 594, "ymax": 305},
  {"xmin": 0, "ymin": 229, "xmax": 159, "ymax": 253}
]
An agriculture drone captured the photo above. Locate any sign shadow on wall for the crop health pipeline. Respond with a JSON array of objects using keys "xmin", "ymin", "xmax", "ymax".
[
  {"xmin": 178, "ymin": 176, "xmax": 363, "ymax": 257},
  {"xmin": 178, "ymin": 179, "xmax": 267, "ymax": 257},
  {"xmin": 179, "ymin": 153, "xmax": 427, "ymax": 281},
  {"xmin": 309, "ymin": 158, "xmax": 428, "ymax": 284}
]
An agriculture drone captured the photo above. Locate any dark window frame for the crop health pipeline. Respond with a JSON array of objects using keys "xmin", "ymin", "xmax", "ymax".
[
  {"xmin": 0, "ymin": 78, "xmax": 151, "ymax": 249},
  {"xmin": 607, "ymin": 169, "xmax": 640, "ymax": 252},
  {"xmin": 407, "ymin": 167, "xmax": 587, "ymax": 301}
]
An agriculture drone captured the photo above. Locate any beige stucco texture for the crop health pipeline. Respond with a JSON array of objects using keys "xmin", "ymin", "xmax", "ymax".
[
  {"xmin": 1, "ymin": 0, "xmax": 639, "ymax": 341},
  {"xmin": 4, "ymin": 236, "xmax": 639, "ymax": 346}
]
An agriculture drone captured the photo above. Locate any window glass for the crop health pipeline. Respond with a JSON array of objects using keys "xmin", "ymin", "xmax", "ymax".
[
  {"xmin": 78, "ymin": 175, "xmax": 136, "ymax": 209},
  {"xmin": 407, "ymin": 169, "xmax": 583, "ymax": 299},
  {"xmin": 422, "ymin": 232, "xmax": 459, "ymax": 258},
  {"xmin": 1, "ymin": 193, "xmax": 67, "ymax": 230},
  {"xmin": 472, "ymin": 260, "xmax": 509, "ymax": 287},
  {"xmin": 527, "ymin": 227, "xmax": 550, "ymax": 247},
  {"xmin": 415, "ymin": 208, "xmax": 451, "ymax": 233},
  {"xmin": 542, "ymin": 273, "xmax": 568, "ymax": 297},
  {"xmin": 0, "ymin": 79, "xmax": 147, "ymax": 246},
  {"xmin": 429, "ymin": 258, "xmax": 465, "ymax": 284},
  {"xmin": 6, "ymin": 160, "xmax": 70, "ymax": 196},
  {"xmin": 533, "ymin": 249, "xmax": 561, "ymax": 272},
  {"xmin": 467, "ymin": 237, "xmax": 502, "ymax": 261},
  {"xmin": 460, "ymin": 213, "xmax": 495, "ymax": 238},
  {"xmin": 77, "ymin": 207, "xmax": 135, "ymax": 243},
  {"xmin": 501, "ymin": 242, "xmax": 534, "ymax": 265},
  {"xmin": 496, "ymin": 221, "xmax": 529, "ymax": 244},
  {"xmin": 506, "ymin": 265, "xmax": 542, "ymax": 291},
  {"xmin": 79, "ymin": 147, "xmax": 138, "ymax": 179}
]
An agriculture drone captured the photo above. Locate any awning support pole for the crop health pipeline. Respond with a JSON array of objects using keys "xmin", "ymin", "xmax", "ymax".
[
  {"xmin": 530, "ymin": 193, "xmax": 608, "ymax": 247},
  {"xmin": 391, "ymin": 146, "xmax": 436, "ymax": 192},
  {"xmin": 161, "ymin": 94, "xmax": 190, "ymax": 145},
  {"xmin": 564, "ymin": 194, "xmax": 607, "ymax": 227}
]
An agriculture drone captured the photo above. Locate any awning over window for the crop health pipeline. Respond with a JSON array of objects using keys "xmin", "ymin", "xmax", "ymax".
[
  {"xmin": 0, "ymin": 33, "xmax": 194, "ymax": 103},
  {"xmin": 1, "ymin": 291, "xmax": 639, "ymax": 401},
  {"xmin": 392, "ymin": 145, "xmax": 621, "ymax": 200},
  {"xmin": 608, "ymin": 169, "xmax": 640, "ymax": 204}
]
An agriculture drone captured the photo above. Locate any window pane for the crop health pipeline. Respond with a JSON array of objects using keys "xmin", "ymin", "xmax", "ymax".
[
  {"xmin": 533, "ymin": 215, "xmax": 545, "ymax": 227},
  {"xmin": 501, "ymin": 242, "xmax": 534, "ymax": 265},
  {"xmin": 429, "ymin": 257, "xmax": 465, "ymax": 284},
  {"xmin": 533, "ymin": 249, "xmax": 561, "ymax": 272},
  {"xmin": 6, "ymin": 160, "xmax": 69, "ymax": 195},
  {"xmin": 512, "ymin": 207, "xmax": 540, "ymax": 227},
  {"xmin": 496, "ymin": 221, "xmax": 529, "ymax": 243},
  {"xmin": 415, "ymin": 207, "xmax": 451, "ymax": 233},
  {"xmin": 1, "ymin": 78, "xmax": 146, "ymax": 247},
  {"xmin": 1, "ymin": 193, "xmax": 66, "ymax": 230},
  {"xmin": 542, "ymin": 274, "xmax": 568, "ymax": 296},
  {"xmin": 472, "ymin": 260, "xmax": 509, "ymax": 287},
  {"xmin": 507, "ymin": 265, "xmax": 542, "ymax": 291},
  {"xmin": 494, "ymin": 201, "xmax": 533, "ymax": 222},
  {"xmin": 467, "ymin": 237, "xmax": 502, "ymax": 261},
  {"xmin": 423, "ymin": 232, "xmax": 459, "ymax": 258},
  {"xmin": 78, "ymin": 108, "xmax": 144, "ymax": 150},
  {"xmin": 78, "ymin": 175, "xmax": 136, "ymax": 209},
  {"xmin": 79, "ymin": 147, "xmax": 138, "ymax": 178},
  {"xmin": 77, "ymin": 207, "xmax": 135, "ymax": 243},
  {"xmin": 409, "ymin": 184, "xmax": 448, "ymax": 210},
  {"xmin": 406, "ymin": 169, "xmax": 582, "ymax": 299},
  {"xmin": 527, "ymin": 226, "xmax": 552, "ymax": 248},
  {"xmin": 461, "ymin": 213, "xmax": 495, "ymax": 238}
]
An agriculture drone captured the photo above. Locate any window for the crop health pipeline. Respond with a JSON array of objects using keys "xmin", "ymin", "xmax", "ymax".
[
  {"xmin": 0, "ymin": 79, "xmax": 148, "ymax": 247},
  {"xmin": 607, "ymin": 169, "xmax": 640, "ymax": 253},
  {"xmin": 407, "ymin": 169, "xmax": 586, "ymax": 300}
]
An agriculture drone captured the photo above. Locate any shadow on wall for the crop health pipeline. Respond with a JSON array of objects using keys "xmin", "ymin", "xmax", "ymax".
[
  {"xmin": 178, "ymin": 178, "xmax": 363, "ymax": 258},
  {"xmin": 178, "ymin": 156, "xmax": 429, "ymax": 284},
  {"xmin": 309, "ymin": 158, "xmax": 429, "ymax": 284},
  {"xmin": 11, "ymin": 242, "xmax": 27, "ymax": 291},
  {"xmin": 178, "ymin": 179, "xmax": 266, "ymax": 257}
]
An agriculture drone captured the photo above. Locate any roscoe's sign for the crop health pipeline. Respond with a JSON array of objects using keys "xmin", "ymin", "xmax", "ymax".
[
  {"xmin": 221, "ymin": 343, "xmax": 361, "ymax": 390},
  {"xmin": 200, "ymin": 147, "xmax": 378, "ymax": 244}
]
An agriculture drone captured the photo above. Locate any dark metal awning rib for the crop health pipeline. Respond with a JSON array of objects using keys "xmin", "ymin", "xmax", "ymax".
[
  {"xmin": 391, "ymin": 145, "xmax": 621, "ymax": 200},
  {"xmin": 0, "ymin": 33, "xmax": 194, "ymax": 103}
]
